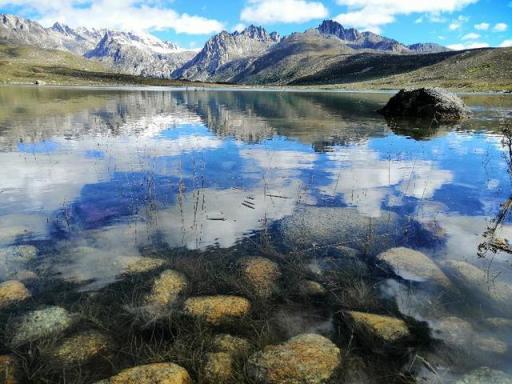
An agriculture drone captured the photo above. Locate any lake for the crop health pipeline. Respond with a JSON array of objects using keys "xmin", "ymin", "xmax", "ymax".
[{"xmin": 0, "ymin": 86, "xmax": 511, "ymax": 383}]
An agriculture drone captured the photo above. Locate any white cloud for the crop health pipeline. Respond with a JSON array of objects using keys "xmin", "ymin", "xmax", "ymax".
[
  {"xmin": 240, "ymin": 0, "xmax": 329, "ymax": 24},
  {"xmin": 462, "ymin": 32, "xmax": 480, "ymax": 40},
  {"xmin": 333, "ymin": 0, "xmax": 477, "ymax": 32},
  {"xmin": 500, "ymin": 39, "xmax": 512, "ymax": 47},
  {"xmin": 447, "ymin": 41, "xmax": 490, "ymax": 50},
  {"xmin": 494, "ymin": 23, "xmax": 508, "ymax": 32},
  {"xmin": 232, "ymin": 23, "xmax": 247, "ymax": 32},
  {"xmin": 0, "ymin": 0, "xmax": 224, "ymax": 34},
  {"xmin": 449, "ymin": 15, "xmax": 469, "ymax": 31},
  {"xmin": 474, "ymin": 22, "xmax": 490, "ymax": 30}
]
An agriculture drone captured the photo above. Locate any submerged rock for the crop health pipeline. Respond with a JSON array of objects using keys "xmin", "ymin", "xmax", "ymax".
[
  {"xmin": 280, "ymin": 207, "xmax": 400, "ymax": 253},
  {"xmin": 96, "ymin": 363, "xmax": 192, "ymax": 384},
  {"xmin": 51, "ymin": 330, "xmax": 111, "ymax": 366},
  {"xmin": 444, "ymin": 260, "xmax": 512, "ymax": 313},
  {"xmin": 0, "ymin": 280, "xmax": 31, "ymax": 309},
  {"xmin": 203, "ymin": 352, "xmax": 233, "ymax": 383},
  {"xmin": 346, "ymin": 311, "xmax": 410, "ymax": 343},
  {"xmin": 455, "ymin": 367, "xmax": 512, "ymax": 384},
  {"xmin": 248, "ymin": 333, "xmax": 341, "ymax": 384},
  {"xmin": 144, "ymin": 269, "xmax": 188, "ymax": 315},
  {"xmin": 377, "ymin": 247, "xmax": 450, "ymax": 287},
  {"xmin": 378, "ymin": 88, "xmax": 471, "ymax": 122},
  {"xmin": 0, "ymin": 355, "xmax": 17, "ymax": 384},
  {"xmin": 298, "ymin": 280, "xmax": 327, "ymax": 297},
  {"xmin": 183, "ymin": 296, "xmax": 251, "ymax": 325},
  {"xmin": 8, "ymin": 306, "xmax": 74, "ymax": 347},
  {"xmin": 212, "ymin": 334, "xmax": 251, "ymax": 356},
  {"xmin": 0, "ymin": 245, "xmax": 38, "ymax": 279},
  {"xmin": 240, "ymin": 257, "xmax": 281, "ymax": 298},
  {"xmin": 123, "ymin": 257, "xmax": 166, "ymax": 275}
]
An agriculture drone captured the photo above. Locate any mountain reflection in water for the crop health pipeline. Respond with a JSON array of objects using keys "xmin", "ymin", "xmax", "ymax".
[{"xmin": 0, "ymin": 87, "xmax": 511, "ymax": 383}]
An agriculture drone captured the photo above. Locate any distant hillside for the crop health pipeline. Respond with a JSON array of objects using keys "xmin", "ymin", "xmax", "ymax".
[
  {"xmin": 291, "ymin": 47, "xmax": 512, "ymax": 92},
  {"xmin": 0, "ymin": 43, "xmax": 200, "ymax": 86}
]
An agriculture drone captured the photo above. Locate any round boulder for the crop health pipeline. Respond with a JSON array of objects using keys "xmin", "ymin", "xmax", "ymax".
[
  {"xmin": 183, "ymin": 296, "xmax": 251, "ymax": 325},
  {"xmin": 377, "ymin": 247, "xmax": 450, "ymax": 287},
  {"xmin": 378, "ymin": 88, "xmax": 471, "ymax": 122},
  {"xmin": 0, "ymin": 280, "xmax": 31, "ymax": 309},
  {"xmin": 7, "ymin": 306, "xmax": 74, "ymax": 347},
  {"xmin": 248, "ymin": 333, "xmax": 341, "ymax": 384},
  {"xmin": 50, "ymin": 330, "xmax": 111, "ymax": 366},
  {"xmin": 239, "ymin": 257, "xmax": 281, "ymax": 298},
  {"xmin": 96, "ymin": 363, "xmax": 192, "ymax": 384}
]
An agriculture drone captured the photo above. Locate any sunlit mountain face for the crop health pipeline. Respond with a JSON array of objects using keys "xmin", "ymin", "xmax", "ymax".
[{"xmin": 0, "ymin": 87, "xmax": 511, "ymax": 382}]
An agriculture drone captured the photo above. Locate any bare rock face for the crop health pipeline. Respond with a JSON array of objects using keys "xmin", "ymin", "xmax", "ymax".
[
  {"xmin": 240, "ymin": 257, "xmax": 281, "ymax": 298},
  {"xmin": 378, "ymin": 88, "xmax": 471, "ymax": 122},
  {"xmin": 0, "ymin": 280, "xmax": 31, "ymax": 309},
  {"xmin": 96, "ymin": 363, "xmax": 192, "ymax": 384},
  {"xmin": 248, "ymin": 334, "xmax": 341, "ymax": 384},
  {"xmin": 183, "ymin": 296, "xmax": 251, "ymax": 325}
]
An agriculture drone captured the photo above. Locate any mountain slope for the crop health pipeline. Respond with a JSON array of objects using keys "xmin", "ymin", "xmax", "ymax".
[
  {"xmin": 85, "ymin": 31, "xmax": 196, "ymax": 78},
  {"xmin": 175, "ymin": 25, "xmax": 281, "ymax": 81}
]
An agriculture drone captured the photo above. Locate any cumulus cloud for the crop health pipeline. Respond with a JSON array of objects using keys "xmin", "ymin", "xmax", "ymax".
[
  {"xmin": 333, "ymin": 0, "xmax": 477, "ymax": 32},
  {"xmin": 240, "ymin": 0, "xmax": 329, "ymax": 24},
  {"xmin": 500, "ymin": 39, "xmax": 512, "ymax": 47},
  {"xmin": 449, "ymin": 15, "xmax": 469, "ymax": 31},
  {"xmin": 0, "ymin": 0, "xmax": 224, "ymax": 34},
  {"xmin": 494, "ymin": 23, "xmax": 508, "ymax": 32},
  {"xmin": 462, "ymin": 32, "xmax": 480, "ymax": 40},
  {"xmin": 474, "ymin": 22, "xmax": 490, "ymax": 30}
]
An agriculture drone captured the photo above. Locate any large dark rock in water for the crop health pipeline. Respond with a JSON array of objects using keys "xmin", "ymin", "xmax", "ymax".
[{"xmin": 378, "ymin": 88, "xmax": 471, "ymax": 122}]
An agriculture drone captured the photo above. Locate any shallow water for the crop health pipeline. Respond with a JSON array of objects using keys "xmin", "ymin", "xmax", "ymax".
[{"xmin": 0, "ymin": 86, "xmax": 511, "ymax": 383}]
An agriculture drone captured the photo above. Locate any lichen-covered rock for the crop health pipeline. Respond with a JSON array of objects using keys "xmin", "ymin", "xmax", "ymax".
[
  {"xmin": 248, "ymin": 333, "xmax": 341, "ymax": 384},
  {"xmin": 123, "ymin": 258, "xmax": 166, "ymax": 275},
  {"xmin": 212, "ymin": 334, "xmax": 251, "ymax": 356},
  {"xmin": 51, "ymin": 330, "xmax": 111, "ymax": 366},
  {"xmin": 444, "ymin": 260, "xmax": 512, "ymax": 313},
  {"xmin": 298, "ymin": 280, "xmax": 327, "ymax": 297},
  {"xmin": 280, "ymin": 207, "xmax": 400, "ymax": 253},
  {"xmin": 183, "ymin": 296, "xmax": 251, "ymax": 325},
  {"xmin": 144, "ymin": 270, "xmax": 187, "ymax": 315},
  {"xmin": 377, "ymin": 247, "xmax": 450, "ymax": 287},
  {"xmin": 0, "ymin": 355, "xmax": 17, "ymax": 384},
  {"xmin": 347, "ymin": 311, "xmax": 410, "ymax": 343},
  {"xmin": 97, "ymin": 363, "xmax": 192, "ymax": 384},
  {"xmin": 240, "ymin": 257, "xmax": 281, "ymax": 298},
  {"xmin": 203, "ymin": 352, "xmax": 233, "ymax": 383},
  {"xmin": 378, "ymin": 88, "xmax": 471, "ymax": 122},
  {"xmin": 0, "ymin": 280, "xmax": 31, "ymax": 309},
  {"xmin": 486, "ymin": 317, "xmax": 512, "ymax": 330},
  {"xmin": 0, "ymin": 245, "xmax": 38, "ymax": 279},
  {"xmin": 8, "ymin": 306, "xmax": 74, "ymax": 347},
  {"xmin": 455, "ymin": 367, "xmax": 512, "ymax": 384}
]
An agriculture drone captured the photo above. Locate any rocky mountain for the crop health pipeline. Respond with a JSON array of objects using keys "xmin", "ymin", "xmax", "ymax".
[
  {"xmin": 408, "ymin": 43, "xmax": 450, "ymax": 53},
  {"xmin": 175, "ymin": 25, "xmax": 281, "ymax": 81},
  {"xmin": 85, "ymin": 31, "xmax": 196, "ymax": 78},
  {"xmin": 50, "ymin": 22, "xmax": 106, "ymax": 55}
]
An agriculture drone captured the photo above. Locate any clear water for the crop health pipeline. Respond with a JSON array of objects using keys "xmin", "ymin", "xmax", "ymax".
[{"xmin": 0, "ymin": 86, "xmax": 511, "ymax": 383}]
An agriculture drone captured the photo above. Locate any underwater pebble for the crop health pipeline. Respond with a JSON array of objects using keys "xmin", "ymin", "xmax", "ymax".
[
  {"xmin": 0, "ymin": 280, "xmax": 31, "ymax": 309},
  {"xmin": 123, "ymin": 257, "xmax": 166, "ymax": 275},
  {"xmin": 0, "ymin": 355, "xmax": 17, "ymax": 384},
  {"xmin": 50, "ymin": 330, "xmax": 111, "ymax": 366},
  {"xmin": 298, "ymin": 280, "xmax": 327, "ymax": 297},
  {"xmin": 248, "ymin": 333, "xmax": 341, "ymax": 384},
  {"xmin": 95, "ymin": 362, "xmax": 192, "ymax": 384},
  {"xmin": 7, "ymin": 306, "xmax": 73, "ymax": 347},
  {"xmin": 183, "ymin": 295, "xmax": 251, "ymax": 325},
  {"xmin": 212, "ymin": 334, "xmax": 251, "ymax": 356},
  {"xmin": 203, "ymin": 352, "xmax": 233, "ymax": 383},
  {"xmin": 239, "ymin": 257, "xmax": 281, "ymax": 298},
  {"xmin": 377, "ymin": 247, "xmax": 451, "ymax": 287},
  {"xmin": 346, "ymin": 311, "xmax": 410, "ymax": 343}
]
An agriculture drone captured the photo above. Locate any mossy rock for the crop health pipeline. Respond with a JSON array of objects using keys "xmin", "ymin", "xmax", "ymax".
[
  {"xmin": 183, "ymin": 296, "xmax": 251, "ymax": 325},
  {"xmin": 95, "ymin": 363, "xmax": 192, "ymax": 384},
  {"xmin": 144, "ymin": 269, "xmax": 188, "ymax": 316},
  {"xmin": 248, "ymin": 333, "xmax": 341, "ymax": 384},
  {"xmin": 203, "ymin": 352, "xmax": 233, "ymax": 383},
  {"xmin": 239, "ymin": 257, "xmax": 281, "ymax": 298},
  {"xmin": 212, "ymin": 334, "xmax": 251, "ymax": 356},
  {"xmin": 346, "ymin": 311, "xmax": 410, "ymax": 344},
  {"xmin": 50, "ymin": 330, "xmax": 111, "ymax": 366},
  {"xmin": 0, "ymin": 280, "xmax": 31, "ymax": 309}
]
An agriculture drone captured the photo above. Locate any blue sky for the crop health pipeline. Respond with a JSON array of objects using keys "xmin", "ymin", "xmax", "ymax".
[{"xmin": 0, "ymin": 0, "xmax": 511, "ymax": 50}]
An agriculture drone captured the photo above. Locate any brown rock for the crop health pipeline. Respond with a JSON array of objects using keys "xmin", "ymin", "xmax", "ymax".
[
  {"xmin": 123, "ymin": 258, "xmax": 166, "ymax": 275},
  {"xmin": 240, "ymin": 257, "xmax": 281, "ymax": 298},
  {"xmin": 203, "ymin": 352, "xmax": 233, "ymax": 383},
  {"xmin": 183, "ymin": 296, "xmax": 251, "ymax": 325},
  {"xmin": 347, "ymin": 311, "xmax": 410, "ymax": 343},
  {"xmin": 298, "ymin": 280, "xmax": 327, "ymax": 297},
  {"xmin": 145, "ymin": 270, "xmax": 188, "ymax": 312},
  {"xmin": 98, "ymin": 363, "xmax": 192, "ymax": 384},
  {"xmin": 0, "ymin": 280, "xmax": 31, "ymax": 309}
]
